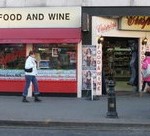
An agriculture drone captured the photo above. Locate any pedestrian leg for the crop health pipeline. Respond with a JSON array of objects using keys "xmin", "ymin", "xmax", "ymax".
[
  {"xmin": 22, "ymin": 75, "xmax": 32, "ymax": 102},
  {"xmin": 32, "ymin": 76, "xmax": 42, "ymax": 102}
]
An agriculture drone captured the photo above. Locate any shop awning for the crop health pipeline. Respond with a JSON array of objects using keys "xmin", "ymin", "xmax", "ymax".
[{"xmin": 0, "ymin": 28, "xmax": 81, "ymax": 43}]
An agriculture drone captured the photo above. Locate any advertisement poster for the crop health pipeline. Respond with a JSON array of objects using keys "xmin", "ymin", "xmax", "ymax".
[{"xmin": 82, "ymin": 45, "xmax": 96, "ymax": 90}]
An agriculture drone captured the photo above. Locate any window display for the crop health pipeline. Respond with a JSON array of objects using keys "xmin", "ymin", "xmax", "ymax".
[
  {"xmin": 0, "ymin": 44, "xmax": 26, "ymax": 79},
  {"xmin": 33, "ymin": 44, "xmax": 77, "ymax": 70},
  {"xmin": 0, "ymin": 43, "xmax": 77, "ymax": 81},
  {"xmin": 33, "ymin": 44, "xmax": 77, "ymax": 81},
  {"xmin": 0, "ymin": 44, "xmax": 25, "ymax": 70},
  {"xmin": 38, "ymin": 60, "xmax": 50, "ymax": 69}
]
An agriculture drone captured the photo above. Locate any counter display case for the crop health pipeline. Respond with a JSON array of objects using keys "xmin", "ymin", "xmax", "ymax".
[{"xmin": 0, "ymin": 69, "xmax": 77, "ymax": 93}]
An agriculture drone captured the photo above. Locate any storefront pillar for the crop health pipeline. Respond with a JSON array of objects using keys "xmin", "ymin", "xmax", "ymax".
[
  {"xmin": 26, "ymin": 44, "xmax": 33, "ymax": 56},
  {"xmin": 77, "ymin": 42, "xmax": 82, "ymax": 98}
]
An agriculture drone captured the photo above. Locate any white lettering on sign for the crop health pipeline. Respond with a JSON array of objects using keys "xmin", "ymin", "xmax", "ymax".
[{"xmin": 0, "ymin": 7, "xmax": 81, "ymax": 28}]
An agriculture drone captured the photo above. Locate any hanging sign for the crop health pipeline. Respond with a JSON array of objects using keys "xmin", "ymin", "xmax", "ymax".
[
  {"xmin": 96, "ymin": 43, "xmax": 102, "ymax": 95},
  {"xmin": 119, "ymin": 16, "xmax": 150, "ymax": 31}
]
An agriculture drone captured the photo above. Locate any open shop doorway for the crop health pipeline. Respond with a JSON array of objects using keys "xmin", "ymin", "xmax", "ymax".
[{"xmin": 102, "ymin": 37, "xmax": 139, "ymax": 94}]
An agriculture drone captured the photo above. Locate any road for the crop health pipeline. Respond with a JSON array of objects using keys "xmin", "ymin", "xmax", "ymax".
[{"xmin": 0, "ymin": 126, "xmax": 150, "ymax": 136}]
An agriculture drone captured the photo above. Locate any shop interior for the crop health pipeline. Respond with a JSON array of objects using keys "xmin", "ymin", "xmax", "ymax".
[
  {"xmin": 0, "ymin": 44, "xmax": 25, "ymax": 69},
  {"xmin": 0, "ymin": 43, "xmax": 77, "ymax": 80},
  {"xmin": 0, "ymin": 43, "xmax": 77, "ymax": 71},
  {"xmin": 33, "ymin": 44, "xmax": 77, "ymax": 70},
  {"xmin": 102, "ymin": 37, "xmax": 139, "ymax": 93}
]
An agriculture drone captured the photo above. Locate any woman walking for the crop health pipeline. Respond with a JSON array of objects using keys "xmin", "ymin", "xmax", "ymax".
[{"xmin": 141, "ymin": 51, "xmax": 150, "ymax": 94}]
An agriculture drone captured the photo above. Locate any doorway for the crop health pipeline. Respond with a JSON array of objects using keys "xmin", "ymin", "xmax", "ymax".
[{"xmin": 102, "ymin": 37, "xmax": 139, "ymax": 93}]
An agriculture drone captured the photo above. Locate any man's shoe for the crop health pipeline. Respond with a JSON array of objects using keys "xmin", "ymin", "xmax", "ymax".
[
  {"xmin": 22, "ymin": 97, "xmax": 29, "ymax": 103},
  {"xmin": 34, "ymin": 97, "xmax": 42, "ymax": 102}
]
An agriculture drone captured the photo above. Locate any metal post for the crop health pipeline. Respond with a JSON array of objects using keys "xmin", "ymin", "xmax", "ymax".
[
  {"xmin": 91, "ymin": 76, "xmax": 94, "ymax": 100},
  {"xmin": 106, "ymin": 80, "xmax": 118, "ymax": 118}
]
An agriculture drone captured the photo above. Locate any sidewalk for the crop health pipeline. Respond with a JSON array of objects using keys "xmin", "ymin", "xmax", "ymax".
[{"xmin": 0, "ymin": 93, "xmax": 150, "ymax": 127}]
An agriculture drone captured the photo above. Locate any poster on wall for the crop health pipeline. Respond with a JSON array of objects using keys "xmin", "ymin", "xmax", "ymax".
[
  {"xmin": 82, "ymin": 70, "xmax": 96, "ymax": 90},
  {"xmin": 52, "ymin": 48, "xmax": 59, "ymax": 57},
  {"xmin": 82, "ymin": 45, "xmax": 96, "ymax": 90},
  {"xmin": 82, "ymin": 45, "xmax": 96, "ymax": 70}
]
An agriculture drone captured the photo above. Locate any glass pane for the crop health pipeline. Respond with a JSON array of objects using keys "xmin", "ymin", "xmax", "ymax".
[
  {"xmin": 33, "ymin": 44, "xmax": 77, "ymax": 70},
  {"xmin": 0, "ymin": 44, "xmax": 26, "ymax": 69}
]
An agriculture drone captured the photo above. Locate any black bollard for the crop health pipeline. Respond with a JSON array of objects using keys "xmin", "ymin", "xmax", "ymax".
[{"xmin": 106, "ymin": 80, "xmax": 118, "ymax": 118}]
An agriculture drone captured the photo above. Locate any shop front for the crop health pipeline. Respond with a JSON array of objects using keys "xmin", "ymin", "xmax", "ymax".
[
  {"xmin": 81, "ymin": 7, "xmax": 150, "ymax": 96},
  {"xmin": 0, "ymin": 7, "xmax": 81, "ymax": 96},
  {"xmin": 91, "ymin": 16, "xmax": 150, "ymax": 94}
]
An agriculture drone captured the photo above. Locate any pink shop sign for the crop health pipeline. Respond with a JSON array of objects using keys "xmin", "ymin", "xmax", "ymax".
[{"xmin": 96, "ymin": 21, "xmax": 117, "ymax": 34}]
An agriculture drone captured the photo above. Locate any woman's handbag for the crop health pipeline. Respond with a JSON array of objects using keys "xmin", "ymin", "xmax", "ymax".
[
  {"xmin": 142, "ymin": 64, "xmax": 150, "ymax": 78},
  {"xmin": 24, "ymin": 68, "xmax": 33, "ymax": 72}
]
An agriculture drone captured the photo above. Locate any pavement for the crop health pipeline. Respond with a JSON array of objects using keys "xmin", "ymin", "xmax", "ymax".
[{"xmin": 0, "ymin": 92, "xmax": 150, "ymax": 128}]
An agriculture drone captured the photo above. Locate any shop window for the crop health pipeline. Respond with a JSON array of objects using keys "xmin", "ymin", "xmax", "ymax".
[
  {"xmin": 32, "ymin": 44, "xmax": 77, "ymax": 81},
  {"xmin": 33, "ymin": 44, "xmax": 77, "ymax": 70},
  {"xmin": 0, "ymin": 44, "xmax": 26, "ymax": 70}
]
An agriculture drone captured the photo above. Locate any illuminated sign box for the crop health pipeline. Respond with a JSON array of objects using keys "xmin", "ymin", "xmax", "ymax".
[{"xmin": 119, "ymin": 16, "xmax": 150, "ymax": 31}]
